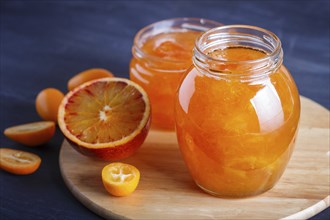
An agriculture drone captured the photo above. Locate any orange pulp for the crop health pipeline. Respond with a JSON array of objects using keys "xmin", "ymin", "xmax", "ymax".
[
  {"xmin": 175, "ymin": 47, "xmax": 300, "ymax": 197},
  {"xmin": 130, "ymin": 31, "xmax": 201, "ymax": 130},
  {"xmin": 102, "ymin": 162, "xmax": 140, "ymax": 197}
]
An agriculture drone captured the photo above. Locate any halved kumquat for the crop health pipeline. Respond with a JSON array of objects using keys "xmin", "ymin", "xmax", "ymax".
[
  {"xmin": 4, "ymin": 121, "xmax": 55, "ymax": 146},
  {"xmin": 0, "ymin": 148, "xmax": 41, "ymax": 175},
  {"xmin": 102, "ymin": 162, "xmax": 140, "ymax": 197}
]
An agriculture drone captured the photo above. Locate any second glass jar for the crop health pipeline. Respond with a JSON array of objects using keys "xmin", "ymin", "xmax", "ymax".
[{"xmin": 130, "ymin": 18, "xmax": 221, "ymax": 130}]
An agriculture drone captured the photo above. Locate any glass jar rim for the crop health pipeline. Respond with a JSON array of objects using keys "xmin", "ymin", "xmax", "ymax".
[
  {"xmin": 132, "ymin": 17, "xmax": 223, "ymax": 65},
  {"xmin": 195, "ymin": 24, "xmax": 282, "ymax": 65},
  {"xmin": 193, "ymin": 25, "xmax": 283, "ymax": 79}
]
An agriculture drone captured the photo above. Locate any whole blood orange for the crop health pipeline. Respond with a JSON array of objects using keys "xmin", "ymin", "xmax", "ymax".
[{"xmin": 58, "ymin": 78, "xmax": 151, "ymax": 160}]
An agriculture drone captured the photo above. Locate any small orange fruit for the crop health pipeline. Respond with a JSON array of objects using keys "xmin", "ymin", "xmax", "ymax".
[
  {"xmin": 67, "ymin": 68, "xmax": 114, "ymax": 91},
  {"xmin": 36, "ymin": 88, "xmax": 64, "ymax": 122},
  {"xmin": 58, "ymin": 78, "xmax": 151, "ymax": 160},
  {"xmin": 102, "ymin": 162, "xmax": 140, "ymax": 196},
  {"xmin": 0, "ymin": 148, "xmax": 41, "ymax": 175},
  {"xmin": 4, "ymin": 121, "xmax": 55, "ymax": 146}
]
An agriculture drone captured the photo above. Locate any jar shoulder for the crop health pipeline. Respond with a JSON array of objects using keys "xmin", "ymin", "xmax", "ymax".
[
  {"xmin": 176, "ymin": 66, "xmax": 300, "ymax": 133},
  {"xmin": 178, "ymin": 66, "xmax": 300, "ymax": 104}
]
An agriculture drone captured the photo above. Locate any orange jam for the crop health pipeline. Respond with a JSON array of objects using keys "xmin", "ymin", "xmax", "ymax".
[
  {"xmin": 130, "ymin": 31, "xmax": 201, "ymax": 130},
  {"xmin": 175, "ymin": 45, "xmax": 300, "ymax": 197}
]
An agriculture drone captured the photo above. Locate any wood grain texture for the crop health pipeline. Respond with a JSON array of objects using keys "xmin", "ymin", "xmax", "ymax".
[{"xmin": 59, "ymin": 96, "xmax": 329, "ymax": 220}]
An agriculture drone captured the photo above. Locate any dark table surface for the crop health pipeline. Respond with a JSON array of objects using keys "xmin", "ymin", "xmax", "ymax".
[{"xmin": 1, "ymin": 0, "xmax": 329, "ymax": 219}]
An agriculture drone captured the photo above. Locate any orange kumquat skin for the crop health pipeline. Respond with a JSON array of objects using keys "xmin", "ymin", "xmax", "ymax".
[
  {"xmin": 0, "ymin": 148, "xmax": 41, "ymax": 175},
  {"xmin": 4, "ymin": 121, "xmax": 56, "ymax": 147},
  {"xmin": 67, "ymin": 68, "xmax": 114, "ymax": 91},
  {"xmin": 175, "ymin": 48, "xmax": 300, "ymax": 197},
  {"xmin": 102, "ymin": 162, "xmax": 140, "ymax": 197},
  {"xmin": 35, "ymin": 88, "xmax": 64, "ymax": 122}
]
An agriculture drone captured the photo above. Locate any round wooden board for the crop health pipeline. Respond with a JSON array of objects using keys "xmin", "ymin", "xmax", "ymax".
[{"xmin": 59, "ymin": 96, "xmax": 330, "ymax": 220}]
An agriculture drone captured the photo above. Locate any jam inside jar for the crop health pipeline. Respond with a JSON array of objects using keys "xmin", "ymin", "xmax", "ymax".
[
  {"xmin": 175, "ymin": 25, "xmax": 301, "ymax": 197},
  {"xmin": 130, "ymin": 18, "xmax": 221, "ymax": 130}
]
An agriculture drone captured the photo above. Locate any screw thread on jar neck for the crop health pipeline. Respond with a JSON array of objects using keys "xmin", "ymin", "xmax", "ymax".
[{"xmin": 193, "ymin": 25, "xmax": 283, "ymax": 80}]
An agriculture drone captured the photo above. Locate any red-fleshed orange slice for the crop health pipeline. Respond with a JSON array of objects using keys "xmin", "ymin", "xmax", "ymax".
[{"xmin": 58, "ymin": 78, "xmax": 151, "ymax": 160}]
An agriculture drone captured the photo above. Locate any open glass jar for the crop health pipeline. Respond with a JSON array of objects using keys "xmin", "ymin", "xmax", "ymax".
[
  {"xmin": 130, "ymin": 18, "xmax": 221, "ymax": 131},
  {"xmin": 175, "ymin": 25, "xmax": 300, "ymax": 197}
]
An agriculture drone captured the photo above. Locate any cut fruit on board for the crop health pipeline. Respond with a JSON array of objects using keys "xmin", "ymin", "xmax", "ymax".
[
  {"xmin": 102, "ymin": 162, "xmax": 140, "ymax": 197},
  {"xmin": 58, "ymin": 77, "xmax": 151, "ymax": 160},
  {"xmin": 59, "ymin": 96, "xmax": 329, "ymax": 220}
]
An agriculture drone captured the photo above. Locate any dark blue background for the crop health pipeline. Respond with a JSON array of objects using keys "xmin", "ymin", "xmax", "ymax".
[{"xmin": 1, "ymin": 0, "xmax": 329, "ymax": 219}]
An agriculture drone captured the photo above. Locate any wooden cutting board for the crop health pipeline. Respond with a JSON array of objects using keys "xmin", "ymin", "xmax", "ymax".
[{"xmin": 59, "ymin": 96, "xmax": 330, "ymax": 220}]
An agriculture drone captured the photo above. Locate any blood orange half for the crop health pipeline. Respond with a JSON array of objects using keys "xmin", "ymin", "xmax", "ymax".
[{"xmin": 58, "ymin": 78, "xmax": 151, "ymax": 160}]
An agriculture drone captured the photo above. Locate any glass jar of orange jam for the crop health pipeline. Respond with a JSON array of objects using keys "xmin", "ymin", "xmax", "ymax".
[
  {"xmin": 175, "ymin": 25, "xmax": 300, "ymax": 197},
  {"xmin": 130, "ymin": 18, "xmax": 221, "ymax": 130}
]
